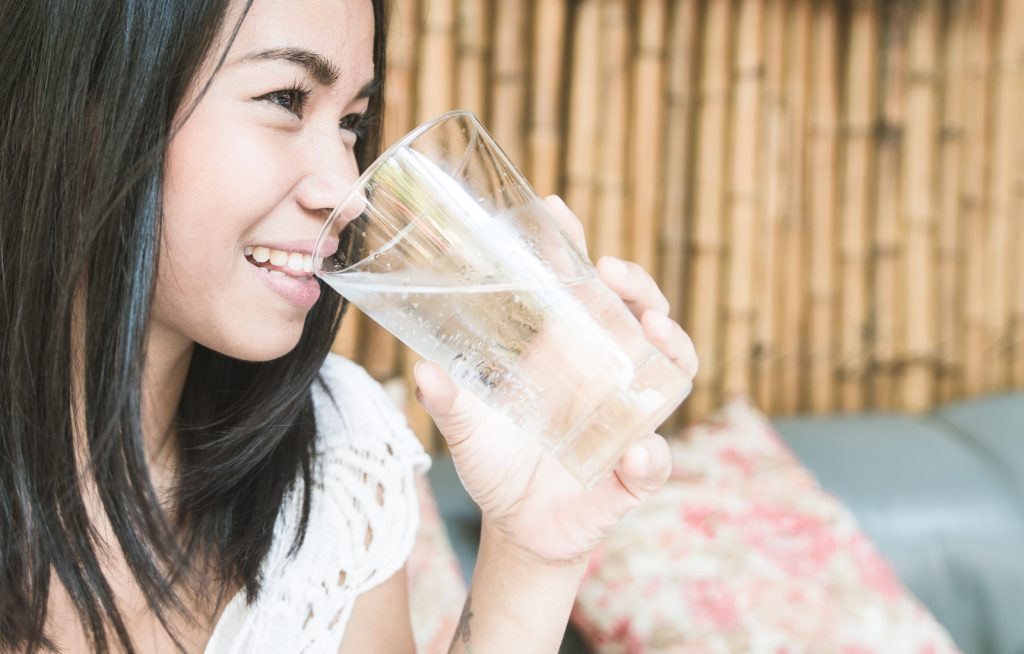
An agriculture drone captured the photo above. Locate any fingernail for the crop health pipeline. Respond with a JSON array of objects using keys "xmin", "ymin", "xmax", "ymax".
[{"xmin": 414, "ymin": 360, "xmax": 424, "ymax": 375}]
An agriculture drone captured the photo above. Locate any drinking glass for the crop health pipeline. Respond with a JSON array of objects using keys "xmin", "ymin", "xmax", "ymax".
[{"xmin": 314, "ymin": 110, "xmax": 691, "ymax": 489}]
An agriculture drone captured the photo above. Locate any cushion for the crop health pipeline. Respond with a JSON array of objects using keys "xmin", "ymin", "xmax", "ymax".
[
  {"xmin": 407, "ymin": 474, "xmax": 468, "ymax": 654},
  {"xmin": 774, "ymin": 411, "xmax": 1024, "ymax": 654},
  {"xmin": 570, "ymin": 398, "xmax": 961, "ymax": 653}
]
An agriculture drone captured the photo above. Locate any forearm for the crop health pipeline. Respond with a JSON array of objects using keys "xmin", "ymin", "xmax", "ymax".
[{"xmin": 448, "ymin": 524, "xmax": 588, "ymax": 654}]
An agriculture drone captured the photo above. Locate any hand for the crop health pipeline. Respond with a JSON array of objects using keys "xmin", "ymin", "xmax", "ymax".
[{"xmin": 413, "ymin": 195, "xmax": 698, "ymax": 565}]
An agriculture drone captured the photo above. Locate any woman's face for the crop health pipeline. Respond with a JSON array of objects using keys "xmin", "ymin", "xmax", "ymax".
[{"xmin": 157, "ymin": 0, "xmax": 375, "ymax": 361}]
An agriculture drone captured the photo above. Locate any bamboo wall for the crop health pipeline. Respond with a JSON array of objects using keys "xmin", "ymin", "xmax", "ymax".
[{"xmin": 332, "ymin": 0, "xmax": 1024, "ymax": 451}]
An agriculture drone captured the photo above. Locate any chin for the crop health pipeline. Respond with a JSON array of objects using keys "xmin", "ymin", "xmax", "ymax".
[{"xmin": 205, "ymin": 322, "xmax": 305, "ymax": 362}]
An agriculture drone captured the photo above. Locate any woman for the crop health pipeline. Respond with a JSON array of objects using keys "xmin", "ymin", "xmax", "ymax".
[{"xmin": 0, "ymin": 0, "xmax": 698, "ymax": 652}]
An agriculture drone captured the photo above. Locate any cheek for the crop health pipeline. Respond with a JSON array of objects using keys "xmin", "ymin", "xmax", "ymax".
[
  {"xmin": 163, "ymin": 117, "xmax": 296, "ymax": 242},
  {"xmin": 154, "ymin": 106, "xmax": 307, "ymax": 356}
]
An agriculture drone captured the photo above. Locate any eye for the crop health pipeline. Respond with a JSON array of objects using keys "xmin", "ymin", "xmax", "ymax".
[
  {"xmin": 339, "ymin": 112, "xmax": 371, "ymax": 141},
  {"xmin": 257, "ymin": 85, "xmax": 311, "ymax": 118}
]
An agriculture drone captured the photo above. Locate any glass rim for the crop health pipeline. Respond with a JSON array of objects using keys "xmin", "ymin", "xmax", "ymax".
[{"xmin": 313, "ymin": 108, "xmax": 480, "ymax": 277}]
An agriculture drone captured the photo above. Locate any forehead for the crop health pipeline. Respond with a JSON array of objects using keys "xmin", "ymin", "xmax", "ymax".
[{"xmin": 226, "ymin": 0, "xmax": 376, "ymax": 86}]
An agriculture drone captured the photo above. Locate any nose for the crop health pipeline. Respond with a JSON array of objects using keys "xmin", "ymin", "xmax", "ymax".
[{"xmin": 293, "ymin": 138, "xmax": 367, "ymax": 240}]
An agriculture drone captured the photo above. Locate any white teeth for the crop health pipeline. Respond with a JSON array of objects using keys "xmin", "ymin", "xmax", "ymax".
[
  {"xmin": 269, "ymin": 249, "xmax": 289, "ymax": 266},
  {"xmin": 287, "ymin": 252, "xmax": 305, "ymax": 272},
  {"xmin": 248, "ymin": 246, "xmax": 314, "ymax": 275}
]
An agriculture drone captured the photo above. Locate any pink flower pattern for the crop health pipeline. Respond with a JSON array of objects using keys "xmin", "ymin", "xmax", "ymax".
[
  {"xmin": 570, "ymin": 397, "xmax": 963, "ymax": 654},
  {"xmin": 406, "ymin": 475, "xmax": 468, "ymax": 654}
]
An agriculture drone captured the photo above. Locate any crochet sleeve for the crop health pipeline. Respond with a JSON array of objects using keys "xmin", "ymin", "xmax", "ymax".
[{"xmin": 202, "ymin": 353, "xmax": 432, "ymax": 654}]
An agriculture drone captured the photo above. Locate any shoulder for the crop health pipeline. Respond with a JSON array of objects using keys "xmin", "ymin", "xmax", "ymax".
[
  {"xmin": 311, "ymin": 352, "xmax": 431, "ymax": 476},
  {"xmin": 305, "ymin": 353, "xmax": 431, "ymax": 600},
  {"xmin": 204, "ymin": 354, "xmax": 433, "ymax": 652}
]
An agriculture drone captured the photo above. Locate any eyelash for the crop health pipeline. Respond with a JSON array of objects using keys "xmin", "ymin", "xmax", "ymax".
[
  {"xmin": 258, "ymin": 83, "xmax": 372, "ymax": 141},
  {"xmin": 260, "ymin": 83, "xmax": 312, "ymax": 117}
]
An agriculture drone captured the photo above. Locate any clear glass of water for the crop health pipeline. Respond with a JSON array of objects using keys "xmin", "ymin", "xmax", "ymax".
[{"xmin": 314, "ymin": 110, "xmax": 691, "ymax": 489}]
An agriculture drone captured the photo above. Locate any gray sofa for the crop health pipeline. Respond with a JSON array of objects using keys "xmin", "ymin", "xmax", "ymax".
[
  {"xmin": 775, "ymin": 392, "xmax": 1024, "ymax": 654},
  {"xmin": 428, "ymin": 392, "xmax": 1024, "ymax": 654}
]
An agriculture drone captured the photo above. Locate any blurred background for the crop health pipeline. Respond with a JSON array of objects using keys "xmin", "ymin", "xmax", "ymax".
[
  {"xmin": 335, "ymin": 2, "xmax": 1024, "ymax": 652},
  {"xmin": 331, "ymin": 0, "xmax": 1024, "ymax": 452}
]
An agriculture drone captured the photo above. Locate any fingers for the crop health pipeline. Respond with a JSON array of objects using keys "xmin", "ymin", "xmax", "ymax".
[
  {"xmin": 543, "ymin": 198, "xmax": 696, "ymax": 378},
  {"xmin": 413, "ymin": 360, "xmax": 485, "ymax": 448},
  {"xmin": 640, "ymin": 310, "xmax": 699, "ymax": 379},
  {"xmin": 586, "ymin": 433, "xmax": 673, "ymax": 517},
  {"xmin": 617, "ymin": 434, "xmax": 672, "ymax": 499},
  {"xmin": 596, "ymin": 256, "xmax": 671, "ymax": 318},
  {"xmin": 544, "ymin": 195, "xmax": 588, "ymax": 256},
  {"xmin": 542, "ymin": 195, "xmax": 670, "ymax": 323}
]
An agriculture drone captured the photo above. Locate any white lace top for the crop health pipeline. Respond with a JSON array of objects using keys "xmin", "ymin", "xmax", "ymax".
[{"xmin": 203, "ymin": 353, "xmax": 432, "ymax": 653}]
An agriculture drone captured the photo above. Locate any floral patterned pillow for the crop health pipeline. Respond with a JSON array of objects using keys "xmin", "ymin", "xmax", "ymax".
[
  {"xmin": 407, "ymin": 474, "xmax": 468, "ymax": 654},
  {"xmin": 570, "ymin": 398, "xmax": 962, "ymax": 654}
]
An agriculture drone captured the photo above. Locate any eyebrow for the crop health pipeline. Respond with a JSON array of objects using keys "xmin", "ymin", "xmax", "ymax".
[
  {"xmin": 241, "ymin": 47, "xmax": 340, "ymax": 86},
  {"xmin": 238, "ymin": 47, "xmax": 375, "ymax": 93}
]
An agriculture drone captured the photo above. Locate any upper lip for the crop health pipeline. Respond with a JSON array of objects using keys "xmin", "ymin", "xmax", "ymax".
[{"xmin": 246, "ymin": 237, "xmax": 339, "ymax": 258}]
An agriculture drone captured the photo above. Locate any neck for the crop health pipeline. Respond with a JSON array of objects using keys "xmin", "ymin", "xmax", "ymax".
[{"xmin": 140, "ymin": 325, "xmax": 194, "ymax": 494}]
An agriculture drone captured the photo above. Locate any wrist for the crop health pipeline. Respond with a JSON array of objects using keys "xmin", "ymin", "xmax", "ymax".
[
  {"xmin": 479, "ymin": 519, "xmax": 591, "ymax": 576},
  {"xmin": 455, "ymin": 522, "xmax": 590, "ymax": 654}
]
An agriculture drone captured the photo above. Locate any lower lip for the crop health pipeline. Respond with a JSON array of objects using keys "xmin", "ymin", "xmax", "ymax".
[{"xmin": 251, "ymin": 263, "xmax": 321, "ymax": 309}]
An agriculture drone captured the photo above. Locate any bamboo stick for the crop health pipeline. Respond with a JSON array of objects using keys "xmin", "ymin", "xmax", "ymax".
[
  {"xmin": 365, "ymin": 0, "xmax": 1024, "ymax": 430},
  {"xmin": 1013, "ymin": 7, "xmax": 1024, "ymax": 387},
  {"xmin": 659, "ymin": 0, "xmax": 699, "ymax": 328},
  {"xmin": 1015, "ymin": 145, "xmax": 1024, "ymax": 387},
  {"xmin": 870, "ymin": 0, "xmax": 909, "ymax": 411},
  {"xmin": 456, "ymin": 0, "xmax": 490, "ymax": 118},
  {"xmin": 985, "ymin": 0, "xmax": 1024, "ymax": 391},
  {"xmin": 332, "ymin": 307, "xmax": 363, "ymax": 360},
  {"xmin": 723, "ymin": 0, "xmax": 764, "ymax": 401},
  {"xmin": 754, "ymin": 0, "xmax": 788, "ymax": 413},
  {"xmin": 385, "ymin": 0, "xmax": 421, "ymax": 145},
  {"xmin": 416, "ymin": 0, "xmax": 455, "ymax": 121},
  {"xmin": 627, "ymin": 0, "xmax": 668, "ymax": 274},
  {"xmin": 490, "ymin": 0, "xmax": 528, "ymax": 168},
  {"xmin": 593, "ymin": 0, "xmax": 631, "ymax": 261},
  {"xmin": 936, "ymin": 0, "xmax": 969, "ymax": 403},
  {"xmin": 687, "ymin": 0, "xmax": 732, "ymax": 419},
  {"xmin": 960, "ymin": 0, "xmax": 994, "ymax": 398},
  {"xmin": 805, "ymin": 0, "xmax": 840, "ymax": 413},
  {"xmin": 658, "ymin": 0, "xmax": 698, "ymax": 432},
  {"xmin": 837, "ymin": 0, "xmax": 878, "ymax": 412},
  {"xmin": 528, "ymin": 0, "xmax": 567, "ymax": 198},
  {"xmin": 1014, "ymin": 129, "xmax": 1024, "ymax": 386},
  {"xmin": 900, "ymin": 0, "xmax": 940, "ymax": 413},
  {"xmin": 406, "ymin": 0, "xmax": 458, "ymax": 450},
  {"xmin": 564, "ymin": 0, "xmax": 601, "ymax": 239},
  {"xmin": 777, "ymin": 0, "xmax": 812, "ymax": 415},
  {"xmin": 361, "ymin": 314, "xmax": 400, "ymax": 380},
  {"xmin": 360, "ymin": 0, "xmax": 420, "ymax": 390}
]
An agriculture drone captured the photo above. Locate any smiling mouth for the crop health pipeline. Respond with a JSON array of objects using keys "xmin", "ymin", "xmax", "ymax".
[{"xmin": 244, "ymin": 245, "xmax": 315, "ymax": 277}]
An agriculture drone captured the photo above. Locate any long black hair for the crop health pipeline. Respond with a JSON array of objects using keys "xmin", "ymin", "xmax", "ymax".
[{"xmin": 0, "ymin": 0, "xmax": 387, "ymax": 651}]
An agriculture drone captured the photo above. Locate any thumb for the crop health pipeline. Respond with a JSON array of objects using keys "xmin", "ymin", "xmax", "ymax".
[
  {"xmin": 413, "ymin": 360, "xmax": 485, "ymax": 448},
  {"xmin": 585, "ymin": 433, "xmax": 673, "ymax": 518}
]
